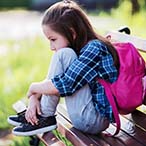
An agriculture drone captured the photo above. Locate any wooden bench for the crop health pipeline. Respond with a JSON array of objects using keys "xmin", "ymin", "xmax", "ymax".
[
  {"xmin": 36, "ymin": 103, "xmax": 146, "ymax": 146},
  {"xmin": 31, "ymin": 28, "xmax": 146, "ymax": 146}
]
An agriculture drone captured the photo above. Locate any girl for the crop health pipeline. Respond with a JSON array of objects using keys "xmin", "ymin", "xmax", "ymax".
[{"xmin": 9, "ymin": 0, "xmax": 119, "ymax": 136}]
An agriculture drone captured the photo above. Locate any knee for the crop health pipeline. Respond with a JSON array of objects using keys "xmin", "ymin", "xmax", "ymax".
[
  {"xmin": 55, "ymin": 47, "xmax": 77, "ymax": 70},
  {"xmin": 57, "ymin": 47, "xmax": 77, "ymax": 58}
]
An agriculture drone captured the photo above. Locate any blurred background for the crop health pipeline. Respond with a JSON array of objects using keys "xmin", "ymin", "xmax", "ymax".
[
  {"xmin": 0, "ymin": 0, "xmax": 146, "ymax": 146},
  {"xmin": 0, "ymin": 0, "xmax": 118, "ymax": 10}
]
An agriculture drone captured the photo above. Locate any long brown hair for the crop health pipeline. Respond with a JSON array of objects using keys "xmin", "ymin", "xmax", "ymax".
[{"xmin": 42, "ymin": 0, "xmax": 119, "ymax": 69}]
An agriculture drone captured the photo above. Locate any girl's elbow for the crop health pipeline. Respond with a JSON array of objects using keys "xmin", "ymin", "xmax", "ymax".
[{"xmin": 53, "ymin": 88, "xmax": 60, "ymax": 96}]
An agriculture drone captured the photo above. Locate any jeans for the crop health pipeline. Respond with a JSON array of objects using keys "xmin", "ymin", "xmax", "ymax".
[{"xmin": 40, "ymin": 48, "xmax": 109, "ymax": 134}]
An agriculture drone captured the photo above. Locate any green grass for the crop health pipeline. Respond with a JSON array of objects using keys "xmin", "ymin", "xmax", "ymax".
[
  {"xmin": 10, "ymin": 136, "xmax": 44, "ymax": 146},
  {"xmin": 98, "ymin": 0, "xmax": 146, "ymax": 38},
  {"xmin": 0, "ymin": 37, "xmax": 53, "ymax": 129},
  {"xmin": 53, "ymin": 130, "xmax": 73, "ymax": 146}
]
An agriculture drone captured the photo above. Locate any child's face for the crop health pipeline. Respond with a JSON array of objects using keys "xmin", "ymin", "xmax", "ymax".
[{"xmin": 42, "ymin": 25, "xmax": 69, "ymax": 51}]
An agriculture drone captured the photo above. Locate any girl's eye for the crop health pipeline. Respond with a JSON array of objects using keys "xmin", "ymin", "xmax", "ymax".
[{"xmin": 51, "ymin": 39, "xmax": 56, "ymax": 41}]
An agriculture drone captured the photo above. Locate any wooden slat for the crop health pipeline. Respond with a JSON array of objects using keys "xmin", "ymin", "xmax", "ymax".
[
  {"xmin": 120, "ymin": 115, "xmax": 146, "ymax": 145},
  {"xmin": 57, "ymin": 104, "xmax": 146, "ymax": 146},
  {"xmin": 57, "ymin": 115, "xmax": 101, "ymax": 146},
  {"xmin": 105, "ymin": 124, "xmax": 144, "ymax": 146},
  {"xmin": 57, "ymin": 104, "xmax": 109, "ymax": 146},
  {"xmin": 90, "ymin": 113, "xmax": 146, "ymax": 146},
  {"xmin": 38, "ymin": 132, "xmax": 66, "ymax": 146},
  {"xmin": 123, "ymin": 110, "xmax": 146, "ymax": 130},
  {"xmin": 84, "ymin": 134, "xmax": 110, "ymax": 146}
]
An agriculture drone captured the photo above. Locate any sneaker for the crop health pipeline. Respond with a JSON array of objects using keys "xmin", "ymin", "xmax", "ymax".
[
  {"xmin": 7, "ymin": 110, "xmax": 27, "ymax": 126},
  {"xmin": 12, "ymin": 115, "xmax": 57, "ymax": 136}
]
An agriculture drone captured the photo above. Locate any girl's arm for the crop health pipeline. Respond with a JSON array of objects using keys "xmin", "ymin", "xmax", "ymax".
[{"xmin": 27, "ymin": 79, "xmax": 60, "ymax": 98}]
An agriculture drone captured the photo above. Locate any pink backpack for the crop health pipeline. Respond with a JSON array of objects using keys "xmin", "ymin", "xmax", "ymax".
[{"xmin": 98, "ymin": 42, "xmax": 146, "ymax": 135}]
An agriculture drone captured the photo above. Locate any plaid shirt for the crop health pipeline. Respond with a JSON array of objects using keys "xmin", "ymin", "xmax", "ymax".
[{"xmin": 52, "ymin": 40, "xmax": 118, "ymax": 122}]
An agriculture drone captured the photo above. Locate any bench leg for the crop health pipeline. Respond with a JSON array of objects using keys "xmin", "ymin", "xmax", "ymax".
[{"xmin": 29, "ymin": 136, "xmax": 40, "ymax": 146}]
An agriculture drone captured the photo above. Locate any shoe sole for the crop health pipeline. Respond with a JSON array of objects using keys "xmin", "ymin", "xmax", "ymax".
[
  {"xmin": 12, "ymin": 125, "xmax": 57, "ymax": 136},
  {"xmin": 7, "ymin": 117, "xmax": 21, "ymax": 126}
]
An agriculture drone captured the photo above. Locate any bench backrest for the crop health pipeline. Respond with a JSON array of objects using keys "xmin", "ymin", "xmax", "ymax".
[{"xmin": 106, "ymin": 31, "xmax": 146, "ymax": 52}]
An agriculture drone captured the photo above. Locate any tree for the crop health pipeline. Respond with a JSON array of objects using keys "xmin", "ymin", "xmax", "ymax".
[{"xmin": 131, "ymin": 0, "xmax": 140, "ymax": 15}]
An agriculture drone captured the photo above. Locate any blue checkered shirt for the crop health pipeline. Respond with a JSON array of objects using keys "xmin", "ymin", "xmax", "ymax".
[{"xmin": 52, "ymin": 40, "xmax": 118, "ymax": 122}]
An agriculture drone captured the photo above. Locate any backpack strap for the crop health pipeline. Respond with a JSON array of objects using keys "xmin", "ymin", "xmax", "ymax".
[{"xmin": 98, "ymin": 79, "xmax": 121, "ymax": 136}]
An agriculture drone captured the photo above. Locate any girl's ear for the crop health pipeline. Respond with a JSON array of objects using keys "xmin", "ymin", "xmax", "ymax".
[{"xmin": 70, "ymin": 28, "xmax": 76, "ymax": 40}]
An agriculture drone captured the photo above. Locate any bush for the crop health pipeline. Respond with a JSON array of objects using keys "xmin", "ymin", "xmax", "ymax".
[
  {"xmin": 0, "ymin": 0, "xmax": 30, "ymax": 9},
  {"xmin": 79, "ymin": 0, "xmax": 119, "ymax": 10}
]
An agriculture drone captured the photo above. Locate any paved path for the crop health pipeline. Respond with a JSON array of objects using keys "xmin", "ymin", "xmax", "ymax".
[
  {"xmin": 0, "ymin": 10, "xmax": 120, "ymax": 40},
  {"xmin": 0, "ymin": 10, "xmax": 121, "ymax": 57},
  {"xmin": 0, "ymin": 10, "xmax": 43, "ymax": 40}
]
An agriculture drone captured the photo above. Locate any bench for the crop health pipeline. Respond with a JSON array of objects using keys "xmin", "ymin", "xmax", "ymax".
[
  {"xmin": 35, "ymin": 103, "xmax": 146, "ymax": 146},
  {"xmin": 30, "ymin": 28, "xmax": 146, "ymax": 146}
]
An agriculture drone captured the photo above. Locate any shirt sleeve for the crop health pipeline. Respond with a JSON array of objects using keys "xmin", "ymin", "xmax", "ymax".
[{"xmin": 52, "ymin": 41, "xmax": 102, "ymax": 96}]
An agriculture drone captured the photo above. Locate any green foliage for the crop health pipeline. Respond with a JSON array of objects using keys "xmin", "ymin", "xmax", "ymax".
[
  {"xmin": 111, "ymin": 1, "xmax": 132, "ymax": 20},
  {"xmin": 10, "ymin": 136, "xmax": 44, "ymax": 146},
  {"xmin": 0, "ymin": 36, "xmax": 52, "ymax": 129},
  {"xmin": 116, "ymin": 1, "xmax": 146, "ymax": 37},
  {"xmin": 53, "ymin": 130, "xmax": 73, "ymax": 146},
  {"xmin": 97, "ymin": 0, "xmax": 146, "ymax": 38},
  {"xmin": 0, "ymin": 0, "xmax": 30, "ymax": 9}
]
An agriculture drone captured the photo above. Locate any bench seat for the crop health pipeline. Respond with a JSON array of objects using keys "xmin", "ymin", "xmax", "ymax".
[{"xmin": 39, "ymin": 103, "xmax": 146, "ymax": 146}]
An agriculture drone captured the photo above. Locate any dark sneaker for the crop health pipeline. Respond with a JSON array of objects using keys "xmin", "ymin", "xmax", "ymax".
[
  {"xmin": 12, "ymin": 115, "xmax": 57, "ymax": 136},
  {"xmin": 7, "ymin": 110, "xmax": 27, "ymax": 126}
]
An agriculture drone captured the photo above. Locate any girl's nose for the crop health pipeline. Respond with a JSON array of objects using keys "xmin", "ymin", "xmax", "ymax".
[
  {"xmin": 50, "ymin": 44, "xmax": 56, "ymax": 51},
  {"xmin": 50, "ymin": 46, "xmax": 56, "ymax": 51}
]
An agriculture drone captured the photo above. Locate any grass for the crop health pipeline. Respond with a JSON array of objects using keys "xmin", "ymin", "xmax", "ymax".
[
  {"xmin": 53, "ymin": 130, "xmax": 73, "ymax": 146},
  {"xmin": 101, "ymin": 0, "xmax": 146, "ymax": 38},
  {"xmin": 0, "ymin": 37, "xmax": 53, "ymax": 129},
  {"xmin": 10, "ymin": 136, "xmax": 44, "ymax": 146}
]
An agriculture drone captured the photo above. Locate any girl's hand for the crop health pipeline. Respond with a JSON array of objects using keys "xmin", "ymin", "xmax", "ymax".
[{"xmin": 25, "ymin": 95, "xmax": 41, "ymax": 125}]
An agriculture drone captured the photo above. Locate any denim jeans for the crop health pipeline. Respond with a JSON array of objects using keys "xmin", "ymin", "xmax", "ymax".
[{"xmin": 40, "ymin": 48, "xmax": 109, "ymax": 134}]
